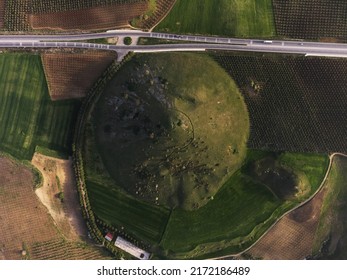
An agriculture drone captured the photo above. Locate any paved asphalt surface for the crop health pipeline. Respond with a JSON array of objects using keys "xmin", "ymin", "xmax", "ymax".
[{"xmin": 1, "ymin": 30, "xmax": 347, "ymax": 57}]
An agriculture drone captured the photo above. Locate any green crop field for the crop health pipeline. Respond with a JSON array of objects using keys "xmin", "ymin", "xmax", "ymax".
[
  {"xmin": 0, "ymin": 54, "xmax": 80, "ymax": 160},
  {"xmin": 155, "ymin": 0, "xmax": 275, "ymax": 37},
  {"xmin": 160, "ymin": 150, "xmax": 328, "ymax": 259},
  {"xmin": 87, "ymin": 180, "xmax": 171, "ymax": 244}
]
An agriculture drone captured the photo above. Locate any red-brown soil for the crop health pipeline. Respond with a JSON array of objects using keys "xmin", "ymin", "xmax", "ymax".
[
  {"xmin": 247, "ymin": 188, "xmax": 327, "ymax": 259},
  {"xmin": 28, "ymin": 2, "xmax": 148, "ymax": 31},
  {"xmin": 0, "ymin": 156, "xmax": 59, "ymax": 259},
  {"xmin": 42, "ymin": 51, "xmax": 117, "ymax": 100},
  {"xmin": 0, "ymin": 155, "xmax": 110, "ymax": 259}
]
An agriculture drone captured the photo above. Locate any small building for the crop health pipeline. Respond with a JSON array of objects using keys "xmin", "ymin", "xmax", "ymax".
[
  {"xmin": 114, "ymin": 236, "xmax": 150, "ymax": 260},
  {"xmin": 104, "ymin": 232, "xmax": 114, "ymax": 242}
]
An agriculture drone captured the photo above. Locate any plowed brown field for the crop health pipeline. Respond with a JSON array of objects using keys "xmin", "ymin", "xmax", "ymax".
[
  {"xmin": 0, "ymin": 155, "xmax": 110, "ymax": 259},
  {"xmin": 0, "ymin": 156, "xmax": 57, "ymax": 259},
  {"xmin": 29, "ymin": 2, "xmax": 148, "ymax": 31},
  {"xmin": 247, "ymin": 187, "xmax": 327, "ymax": 259},
  {"xmin": 42, "ymin": 51, "xmax": 117, "ymax": 100}
]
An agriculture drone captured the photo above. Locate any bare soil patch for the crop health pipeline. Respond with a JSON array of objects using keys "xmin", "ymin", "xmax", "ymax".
[
  {"xmin": 31, "ymin": 152, "xmax": 87, "ymax": 240},
  {"xmin": 247, "ymin": 187, "xmax": 327, "ymax": 259},
  {"xmin": 42, "ymin": 51, "xmax": 117, "ymax": 100},
  {"xmin": 0, "ymin": 155, "xmax": 109, "ymax": 259},
  {"xmin": 28, "ymin": 2, "xmax": 148, "ymax": 31}
]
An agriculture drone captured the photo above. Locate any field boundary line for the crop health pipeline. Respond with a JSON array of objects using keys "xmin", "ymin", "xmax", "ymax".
[
  {"xmin": 40, "ymin": 55, "xmax": 53, "ymax": 99},
  {"xmin": 211, "ymin": 152, "xmax": 347, "ymax": 260},
  {"xmin": 149, "ymin": 0, "xmax": 178, "ymax": 32}
]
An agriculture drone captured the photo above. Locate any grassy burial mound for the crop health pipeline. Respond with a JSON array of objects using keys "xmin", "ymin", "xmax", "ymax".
[
  {"xmin": 93, "ymin": 53, "xmax": 249, "ymax": 210},
  {"xmin": 273, "ymin": 0, "xmax": 347, "ymax": 41},
  {"xmin": 42, "ymin": 51, "xmax": 117, "ymax": 101},
  {"xmin": 155, "ymin": 0, "xmax": 275, "ymax": 37},
  {"xmin": 83, "ymin": 53, "xmax": 329, "ymax": 258},
  {"xmin": 212, "ymin": 53, "xmax": 347, "ymax": 154},
  {"xmin": 0, "ymin": 54, "xmax": 80, "ymax": 160}
]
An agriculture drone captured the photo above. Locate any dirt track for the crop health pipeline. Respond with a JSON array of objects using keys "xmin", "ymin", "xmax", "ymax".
[
  {"xmin": 216, "ymin": 153, "xmax": 343, "ymax": 260},
  {"xmin": 32, "ymin": 153, "xmax": 88, "ymax": 240}
]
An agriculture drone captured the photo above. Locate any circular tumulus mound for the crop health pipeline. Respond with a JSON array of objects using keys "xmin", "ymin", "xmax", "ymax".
[{"xmin": 93, "ymin": 53, "xmax": 249, "ymax": 210}]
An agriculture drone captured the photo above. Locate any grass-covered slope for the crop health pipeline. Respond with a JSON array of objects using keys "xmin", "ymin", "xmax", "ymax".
[
  {"xmin": 0, "ymin": 54, "xmax": 80, "ymax": 160},
  {"xmin": 93, "ymin": 53, "xmax": 249, "ymax": 210},
  {"xmin": 160, "ymin": 151, "xmax": 328, "ymax": 259},
  {"xmin": 155, "ymin": 0, "xmax": 275, "ymax": 37},
  {"xmin": 313, "ymin": 155, "xmax": 347, "ymax": 259}
]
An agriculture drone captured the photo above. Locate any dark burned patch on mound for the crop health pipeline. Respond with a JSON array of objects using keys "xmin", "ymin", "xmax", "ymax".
[
  {"xmin": 94, "ymin": 53, "xmax": 249, "ymax": 210},
  {"xmin": 245, "ymin": 154, "xmax": 298, "ymax": 200}
]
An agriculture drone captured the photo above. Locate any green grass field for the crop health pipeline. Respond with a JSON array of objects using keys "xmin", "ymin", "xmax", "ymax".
[
  {"xmin": 313, "ymin": 155, "xmax": 347, "ymax": 259},
  {"xmin": 87, "ymin": 180, "xmax": 171, "ymax": 244},
  {"xmin": 155, "ymin": 0, "xmax": 275, "ymax": 37},
  {"xmin": 0, "ymin": 54, "xmax": 80, "ymax": 160},
  {"xmin": 160, "ymin": 151, "xmax": 328, "ymax": 259}
]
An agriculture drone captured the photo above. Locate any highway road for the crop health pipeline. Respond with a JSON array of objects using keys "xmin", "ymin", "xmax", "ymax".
[{"xmin": 1, "ymin": 30, "xmax": 347, "ymax": 58}]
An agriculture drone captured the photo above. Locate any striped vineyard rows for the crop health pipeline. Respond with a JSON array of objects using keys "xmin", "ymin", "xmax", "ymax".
[
  {"xmin": 30, "ymin": 239, "xmax": 111, "ymax": 260},
  {"xmin": 212, "ymin": 52, "xmax": 347, "ymax": 154},
  {"xmin": 4, "ymin": 0, "xmax": 147, "ymax": 31},
  {"xmin": 273, "ymin": 0, "xmax": 347, "ymax": 41}
]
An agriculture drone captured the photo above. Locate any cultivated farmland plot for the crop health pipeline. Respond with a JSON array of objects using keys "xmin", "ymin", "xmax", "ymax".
[
  {"xmin": 42, "ymin": 50, "xmax": 117, "ymax": 101},
  {"xmin": 0, "ymin": 0, "xmax": 5, "ymax": 29},
  {"xmin": 212, "ymin": 52, "xmax": 347, "ymax": 154},
  {"xmin": 247, "ymin": 186, "xmax": 327, "ymax": 260},
  {"xmin": 155, "ymin": 0, "xmax": 275, "ymax": 37},
  {"xmin": 273, "ymin": 0, "xmax": 347, "ymax": 41},
  {"xmin": 3, "ymin": 0, "xmax": 175, "ymax": 31},
  {"xmin": 28, "ymin": 2, "xmax": 148, "ymax": 31},
  {"xmin": 0, "ymin": 156, "xmax": 110, "ymax": 259},
  {"xmin": 0, "ymin": 54, "xmax": 80, "ymax": 160}
]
